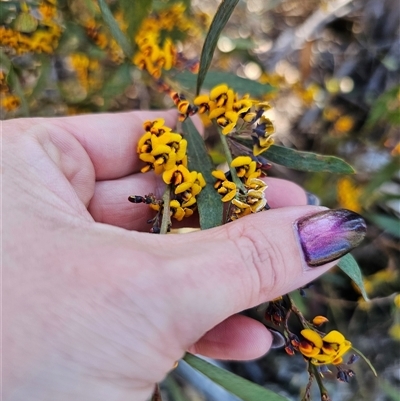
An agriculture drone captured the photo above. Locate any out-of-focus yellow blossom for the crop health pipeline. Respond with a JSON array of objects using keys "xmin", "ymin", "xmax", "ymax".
[
  {"xmin": 1, "ymin": 94, "xmax": 21, "ymax": 112},
  {"xmin": 132, "ymin": 4, "xmax": 195, "ymax": 78},
  {"xmin": 394, "ymin": 294, "xmax": 400, "ymax": 309},
  {"xmin": 299, "ymin": 329, "xmax": 352, "ymax": 366},
  {"xmin": 69, "ymin": 54, "xmax": 102, "ymax": 94},
  {"xmin": 38, "ymin": 1, "xmax": 58, "ymax": 21},
  {"xmin": 361, "ymin": 269, "xmax": 398, "ymax": 297},
  {"xmin": 0, "ymin": 1, "xmax": 62, "ymax": 55},
  {"xmin": 334, "ymin": 115, "xmax": 355, "ymax": 134},
  {"xmin": 0, "ymin": 71, "xmax": 20, "ymax": 113},
  {"xmin": 323, "ymin": 107, "xmax": 341, "ymax": 122},
  {"xmin": 337, "ymin": 177, "xmax": 362, "ymax": 213},
  {"xmin": 83, "ymin": 14, "xmax": 124, "ymax": 64},
  {"xmin": 389, "ymin": 323, "xmax": 400, "ymax": 341}
]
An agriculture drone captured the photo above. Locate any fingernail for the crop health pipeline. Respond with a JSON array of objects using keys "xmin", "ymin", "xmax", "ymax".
[
  {"xmin": 295, "ymin": 209, "xmax": 367, "ymax": 267},
  {"xmin": 306, "ymin": 192, "xmax": 321, "ymax": 206},
  {"xmin": 269, "ymin": 328, "xmax": 286, "ymax": 349}
]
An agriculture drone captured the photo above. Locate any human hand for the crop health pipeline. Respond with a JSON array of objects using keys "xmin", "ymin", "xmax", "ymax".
[{"xmin": 3, "ymin": 110, "xmax": 366, "ymax": 401}]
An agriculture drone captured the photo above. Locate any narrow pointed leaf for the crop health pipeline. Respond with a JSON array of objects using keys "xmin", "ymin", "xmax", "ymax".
[
  {"xmin": 183, "ymin": 353, "xmax": 290, "ymax": 401},
  {"xmin": 175, "ymin": 70, "xmax": 274, "ymax": 97},
  {"xmin": 351, "ymin": 346, "xmax": 377, "ymax": 377},
  {"xmin": 120, "ymin": 0, "xmax": 152, "ymax": 46},
  {"xmin": 7, "ymin": 67, "xmax": 29, "ymax": 117},
  {"xmin": 100, "ymin": 63, "xmax": 131, "ymax": 110},
  {"xmin": 27, "ymin": 55, "xmax": 51, "ymax": 102},
  {"xmin": 235, "ymin": 140, "xmax": 355, "ymax": 173},
  {"xmin": 262, "ymin": 144, "xmax": 355, "ymax": 173},
  {"xmin": 182, "ymin": 118, "xmax": 223, "ymax": 229},
  {"xmin": 97, "ymin": 0, "xmax": 133, "ymax": 58},
  {"xmin": 337, "ymin": 254, "xmax": 369, "ymax": 301},
  {"xmin": 0, "ymin": 49, "xmax": 11, "ymax": 70},
  {"xmin": 364, "ymin": 213, "xmax": 400, "ymax": 238},
  {"xmin": 196, "ymin": 0, "xmax": 239, "ymax": 94}
]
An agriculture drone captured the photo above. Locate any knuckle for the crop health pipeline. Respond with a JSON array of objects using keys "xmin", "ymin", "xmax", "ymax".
[{"xmin": 231, "ymin": 222, "xmax": 287, "ymax": 302}]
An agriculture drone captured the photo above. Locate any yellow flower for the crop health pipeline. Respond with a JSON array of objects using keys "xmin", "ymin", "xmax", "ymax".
[
  {"xmin": 253, "ymin": 136, "xmax": 274, "ymax": 156},
  {"xmin": 394, "ymin": 294, "xmax": 400, "ymax": 309},
  {"xmin": 389, "ymin": 323, "xmax": 400, "ymax": 341},
  {"xmin": 231, "ymin": 198, "xmax": 252, "ymax": 220},
  {"xmin": 169, "ymin": 200, "xmax": 189, "ymax": 221},
  {"xmin": 1, "ymin": 94, "xmax": 20, "ymax": 112},
  {"xmin": 299, "ymin": 329, "xmax": 352, "ymax": 366},
  {"xmin": 312, "ymin": 316, "xmax": 329, "ymax": 326},
  {"xmin": 137, "ymin": 120, "xmax": 186, "ymax": 174},
  {"xmin": 231, "ymin": 156, "xmax": 257, "ymax": 178},
  {"xmin": 246, "ymin": 189, "xmax": 267, "ymax": 212},
  {"xmin": 334, "ymin": 115, "xmax": 355, "ymax": 134},
  {"xmin": 337, "ymin": 177, "xmax": 362, "ymax": 213},
  {"xmin": 218, "ymin": 181, "xmax": 237, "ymax": 202}
]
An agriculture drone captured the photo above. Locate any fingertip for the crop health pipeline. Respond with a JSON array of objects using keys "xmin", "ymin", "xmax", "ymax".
[
  {"xmin": 188, "ymin": 315, "xmax": 272, "ymax": 361},
  {"xmin": 265, "ymin": 177, "xmax": 308, "ymax": 208}
]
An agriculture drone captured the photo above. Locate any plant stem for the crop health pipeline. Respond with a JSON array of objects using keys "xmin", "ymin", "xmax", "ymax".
[
  {"xmin": 286, "ymin": 294, "xmax": 310, "ymax": 329},
  {"xmin": 311, "ymin": 364, "xmax": 331, "ymax": 401},
  {"xmin": 301, "ymin": 363, "xmax": 314, "ymax": 401},
  {"xmin": 160, "ymin": 185, "xmax": 171, "ymax": 234},
  {"xmin": 151, "ymin": 383, "xmax": 163, "ymax": 401},
  {"xmin": 218, "ymin": 127, "xmax": 246, "ymax": 192}
]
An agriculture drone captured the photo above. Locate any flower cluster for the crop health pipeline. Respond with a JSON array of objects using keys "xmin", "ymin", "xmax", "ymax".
[
  {"xmin": 132, "ymin": 4, "xmax": 196, "ymax": 78},
  {"xmin": 0, "ymin": 70, "xmax": 20, "ymax": 114},
  {"xmin": 83, "ymin": 13, "xmax": 126, "ymax": 64},
  {"xmin": 134, "ymin": 118, "xmax": 205, "ymax": 225},
  {"xmin": 0, "ymin": 1, "xmax": 62, "ymax": 55},
  {"xmin": 69, "ymin": 53, "xmax": 102, "ymax": 94},
  {"xmin": 212, "ymin": 155, "xmax": 269, "ymax": 221},
  {"xmin": 194, "ymin": 84, "xmax": 275, "ymax": 156},
  {"xmin": 298, "ymin": 329, "xmax": 352, "ymax": 366}
]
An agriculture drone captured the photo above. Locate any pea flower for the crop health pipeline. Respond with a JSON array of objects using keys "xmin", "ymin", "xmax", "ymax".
[{"xmin": 299, "ymin": 329, "xmax": 352, "ymax": 366}]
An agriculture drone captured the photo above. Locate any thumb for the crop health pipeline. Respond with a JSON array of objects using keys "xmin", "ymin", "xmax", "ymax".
[{"xmin": 150, "ymin": 206, "xmax": 366, "ymax": 347}]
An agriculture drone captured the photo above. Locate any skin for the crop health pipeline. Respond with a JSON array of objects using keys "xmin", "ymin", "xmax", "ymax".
[{"xmin": 3, "ymin": 110, "xmax": 339, "ymax": 401}]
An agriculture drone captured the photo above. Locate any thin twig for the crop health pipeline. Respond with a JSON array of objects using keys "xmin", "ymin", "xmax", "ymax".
[
  {"xmin": 160, "ymin": 185, "xmax": 171, "ymax": 234},
  {"xmin": 151, "ymin": 383, "xmax": 163, "ymax": 401},
  {"xmin": 218, "ymin": 126, "xmax": 246, "ymax": 192}
]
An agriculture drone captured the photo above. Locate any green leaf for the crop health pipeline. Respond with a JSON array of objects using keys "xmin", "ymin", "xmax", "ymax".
[
  {"xmin": 196, "ymin": 0, "xmax": 239, "ymax": 94},
  {"xmin": 175, "ymin": 70, "xmax": 275, "ymax": 97},
  {"xmin": 263, "ymin": 144, "xmax": 355, "ymax": 173},
  {"xmin": 182, "ymin": 118, "xmax": 223, "ymax": 229},
  {"xmin": 360, "ymin": 157, "xmax": 400, "ymax": 201},
  {"xmin": 120, "ymin": 0, "xmax": 152, "ymax": 46},
  {"xmin": 97, "ymin": 0, "xmax": 133, "ymax": 58},
  {"xmin": 0, "ymin": 49, "xmax": 12, "ymax": 71},
  {"xmin": 337, "ymin": 254, "xmax": 369, "ymax": 301},
  {"xmin": 163, "ymin": 375, "xmax": 190, "ymax": 401},
  {"xmin": 364, "ymin": 213, "xmax": 400, "ymax": 238},
  {"xmin": 7, "ymin": 67, "xmax": 29, "ymax": 117},
  {"xmin": 100, "ymin": 63, "xmax": 132, "ymax": 110},
  {"xmin": 183, "ymin": 353, "xmax": 290, "ymax": 401},
  {"xmin": 379, "ymin": 380, "xmax": 399, "ymax": 401},
  {"xmin": 350, "ymin": 346, "xmax": 377, "ymax": 377},
  {"xmin": 27, "ymin": 56, "xmax": 51, "ymax": 102}
]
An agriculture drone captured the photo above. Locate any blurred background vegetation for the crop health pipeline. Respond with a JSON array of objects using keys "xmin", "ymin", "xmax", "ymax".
[{"xmin": 1, "ymin": 0, "xmax": 399, "ymax": 400}]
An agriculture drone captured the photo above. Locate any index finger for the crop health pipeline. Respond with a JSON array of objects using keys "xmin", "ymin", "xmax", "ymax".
[{"xmin": 49, "ymin": 109, "xmax": 178, "ymax": 180}]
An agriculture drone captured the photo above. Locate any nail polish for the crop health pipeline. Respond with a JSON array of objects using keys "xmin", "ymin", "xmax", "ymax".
[{"xmin": 295, "ymin": 209, "xmax": 367, "ymax": 267}]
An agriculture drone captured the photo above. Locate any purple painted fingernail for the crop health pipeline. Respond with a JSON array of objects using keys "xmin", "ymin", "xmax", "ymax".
[{"xmin": 295, "ymin": 209, "xmax": 367, "ymax": 267}]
